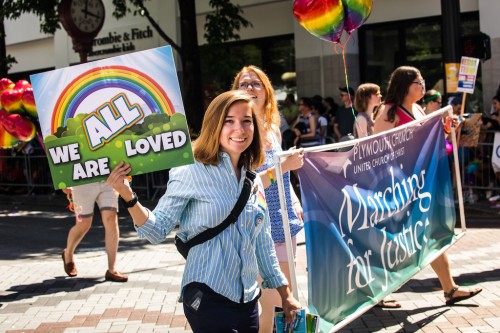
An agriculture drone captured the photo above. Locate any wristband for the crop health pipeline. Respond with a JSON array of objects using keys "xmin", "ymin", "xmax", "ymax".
[
  {"xmin": 267, "ymin": 169, "xmax": 275, "ymax": 185},
  {"xmin": 444, "ymin": 124, "xmax": 451, "ymax": 134},
  {"xmin": 120, "ymin": 192, "xmax": 138, "ymax": 208}
]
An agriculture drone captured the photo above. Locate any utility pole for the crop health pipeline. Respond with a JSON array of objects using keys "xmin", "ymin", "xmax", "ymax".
[{"xmin": 441, "ymin": 0, "xmax": 461, "ymax": 95}]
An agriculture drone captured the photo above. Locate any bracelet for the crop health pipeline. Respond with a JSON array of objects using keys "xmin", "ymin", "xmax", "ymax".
[
  {"xmin": 444, "ymin": 125, "xmax": 451, "ymax": 134},
  {"xmin": 292, "ymin": 201, "xmax": 301, "ymax": 206},
  {"xmin": 120, "ymin": 192, "xmax": 138, "ymax": 208},
  {"xmin": 267, "ymin": 168, "xmax": 275, "ymax": 185}
]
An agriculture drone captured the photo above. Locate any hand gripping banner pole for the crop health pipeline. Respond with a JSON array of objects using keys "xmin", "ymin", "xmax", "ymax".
[{"xmin": 273, "ymin": 153, "xmax": 299, "ymax": 300}]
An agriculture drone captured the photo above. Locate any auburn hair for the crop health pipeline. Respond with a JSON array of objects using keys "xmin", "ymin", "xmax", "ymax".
[
  {"xmin": 354, "ymin": 83, "xmax": 380, "ymax": 113},
  {"xmin": 383, "ymin": 66, "xmax": 421, "ymax": 123},
  {"xmin": 231, "ymin": 65, "xmax": 280, "ymax": 132},
  {"xmin": 192, "ymin": 90, "xmax": 265, "ymax": 170}
]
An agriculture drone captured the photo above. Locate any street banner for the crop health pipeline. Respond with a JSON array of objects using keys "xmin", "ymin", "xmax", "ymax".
[
  {"xmin": 31, "ymin": 46, "xmax": 194, "ymax": 189},
  {"xmin": 445, "ymin": 63, "xmax": 459, "ymax": 93},
  {"xmin": 298, "ymin": 115, "xmax": 457, "ymax": 331},
  {"xmin": 493, "ymin": 132, "xmax": 500, "ymax": 173},
  {"xmin": 456, "ymin": 56, "xmax": 480, "ymax": 94}
]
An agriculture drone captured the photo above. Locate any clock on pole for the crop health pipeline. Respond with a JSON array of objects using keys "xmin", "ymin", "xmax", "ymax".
[{"xmin": 59, "ymin": 0, "xmax": 105, "ymax": 63}]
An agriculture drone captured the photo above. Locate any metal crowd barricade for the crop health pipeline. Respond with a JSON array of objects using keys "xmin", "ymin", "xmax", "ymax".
[
  {"xmin": 0, "ymin": 148, "xmax": 32, "ymax": 194},
  {"xmin": 5, "ymin": 129, "xmax": 496, "ymax": 201},
  {"xmin": 0, "ymin": 146, "xmax": 171, "ymax": 200},
  {"xmin": 458, "ymin": 129, "xmax": 499, "ymax": 201},
  {"xmin": 126, "ymin": 170, "xmax": 169, "ymax": 201}
]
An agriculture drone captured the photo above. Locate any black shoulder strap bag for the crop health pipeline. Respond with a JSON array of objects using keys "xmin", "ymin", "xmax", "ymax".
[{"xmin": 174, "ymin": 170, "xmax": 257, "ymax": 259}]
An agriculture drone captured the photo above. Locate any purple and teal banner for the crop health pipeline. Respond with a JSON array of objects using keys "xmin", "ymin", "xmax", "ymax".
[{"xmin": 298, "ymin": 115, "xmax": 456, "ymax": 331}]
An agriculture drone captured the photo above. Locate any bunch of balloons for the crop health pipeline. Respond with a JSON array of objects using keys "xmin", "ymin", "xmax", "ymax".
[
  {"xmin": 0, "ymin": 78, "xmax": 38, "ymax": 149},
  {"xmin": 293, "ymin": 0, "xmax": 374, "ymax": 44}
]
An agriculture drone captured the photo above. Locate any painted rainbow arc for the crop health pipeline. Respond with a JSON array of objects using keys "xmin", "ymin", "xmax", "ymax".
[{"xmin": 51, "ymin": 65, "xmax": 175, "ymax": 133}]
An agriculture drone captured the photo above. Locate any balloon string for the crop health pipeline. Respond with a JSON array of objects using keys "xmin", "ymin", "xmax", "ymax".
[
  {"xmin": 65, "ymin": 176, "xmax": 131, "ymax": 223},
  {"xmin": 334, "ymin": 33, "xmax": 365, "ymax": 137},
  {"xmin": 66, "ymin": 192, "xmax": 82, "ymax": 222}
]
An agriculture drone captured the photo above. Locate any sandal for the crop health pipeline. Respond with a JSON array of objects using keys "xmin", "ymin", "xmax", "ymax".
[
  {"xmin": 444, "ymin": 286, "xmax": 482, "ymax": 306},
  {"xmin": 376, "ymin": 297, "xmax": 401, "ymax": 309}
]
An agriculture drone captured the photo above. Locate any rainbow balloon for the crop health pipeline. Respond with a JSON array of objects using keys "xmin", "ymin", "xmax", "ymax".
[
  {"xmin": 51, "ymin": 65, "xmax": 175, "ymax": 134},
  {"xmin": 293, "ymin": 0, "xmax": 374, "ymax": 43},
  {"xmin": 0, "ymin": 122, "xmax": 19, "ymax": 149},
  {"xmin": 343, "ymin": 0, "xmax": 373, "ymax": 33},
  {"xmin": 293, "ymin": 0, "xmax": 345, "ymax": 44}
]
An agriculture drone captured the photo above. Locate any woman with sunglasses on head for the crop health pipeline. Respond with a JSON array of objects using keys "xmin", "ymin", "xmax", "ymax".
[
  {"xmin": 373, "ymin": 66, "xmax": 482, "ymax": 306},
  {"xmin": 353, "ymin": 83, "xmax": 382, "ymax": 138},
  {"xmin": 107, "ymin": 90, "xmax": 301, "ymax": 332},
  {"xmin": 352, "ymin": 82, "xmax": 402, "ymax": 309},
  {"xmin": 373, "ymin": 66, "xmax": 428, "ymax": 133},
  {"xmin": 423, "ymin": 89, "xmax": 443, "ymax": 115},
  {"xmin": 232, "ymin": 66, "xmax": 305, "ymax": 333}
]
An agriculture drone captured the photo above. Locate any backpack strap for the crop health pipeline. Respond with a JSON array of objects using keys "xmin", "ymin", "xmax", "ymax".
[{"xmin": 182, "ymin": 170, "xmax": 257, "ymax": 251}]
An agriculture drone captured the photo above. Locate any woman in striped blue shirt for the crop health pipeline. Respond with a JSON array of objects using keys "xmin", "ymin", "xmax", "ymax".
[{"xmin": 107, "ymin": 90, "xmax": 301, "ymax": 332}]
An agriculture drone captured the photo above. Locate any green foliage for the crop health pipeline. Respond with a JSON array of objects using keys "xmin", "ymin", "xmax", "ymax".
[
  {"xmin": 2, "ymin": 54, "xmax": 16, "ymax": 73},
  {"xmin": 111, "ymin": 0, "xmax": 149, "ymax": 19},
  {"xmin": 204, "ymin": 0, "xmax": 252, "ymax": 44},
  {"xmin": 65, "ymin": 114, "xmax": 86, "ymax": 136},
  {"xmin": 137, "ymin": 113, "xmax": 170, "ymax": 135},
  {"xmin": 54, "ymin": 126, "xmax": 66, "ymax": 138},
  {"xmin": 1, "ymin": 0, "xmax": 61, "ymax": 34},
  {"xmin": 1, "ymin": 0, "xmax": 60, "ymax": 76},
  {"xmin": 44, "ymin": 134, "xmax": 57, "ymax": 142},
  {"xmin": 202, "ymin": 0, "xmax": 252, "ymax": 92},
  {"xmin": 52, "ymin": 112, "xmax": 171, "ymax": 139},
  {"xmin": 53, "ymin": 113, "xmax": 172, "ymax": 138}
]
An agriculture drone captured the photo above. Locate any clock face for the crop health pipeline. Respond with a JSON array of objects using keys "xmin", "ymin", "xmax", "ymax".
[{"xmin": 69, "ymin": 0, "xmax": 105, "ymax": 34}]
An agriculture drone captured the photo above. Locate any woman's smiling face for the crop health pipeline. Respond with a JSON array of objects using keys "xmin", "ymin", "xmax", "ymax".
[
  {"xmin": 219, "ymin": 101, "xmax": 254, "ymax": 162},
  {"xmin": 238, "ymin": 71, "xmax": 266, "ymax": 112}
]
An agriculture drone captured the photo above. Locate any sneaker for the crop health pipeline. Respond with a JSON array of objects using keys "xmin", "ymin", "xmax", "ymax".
[
  {"xmin": 105, "ymin": 270, "xmax": 128, "ymax": 282},
  {"xmin": 489, "ymin": 195, "xmax": 500, "ymax": 202}
]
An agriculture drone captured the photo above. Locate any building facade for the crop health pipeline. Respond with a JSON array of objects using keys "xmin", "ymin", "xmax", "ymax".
[{"xmin": 5, "ymin": 0, "xmax": 500, "ymax": 113}]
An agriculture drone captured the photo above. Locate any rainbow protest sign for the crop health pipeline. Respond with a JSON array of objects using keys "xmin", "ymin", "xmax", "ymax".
[{"xmin": 31, "ymin": 46, "xmax": 194, "ymax": 189}]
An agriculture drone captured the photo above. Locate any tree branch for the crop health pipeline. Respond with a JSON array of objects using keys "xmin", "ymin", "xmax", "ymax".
[{"xmin": 138, "ymin": 3, "xmax": 182, "ymax": 54}]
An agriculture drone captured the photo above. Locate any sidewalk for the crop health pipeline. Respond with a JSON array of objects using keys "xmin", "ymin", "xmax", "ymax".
[{"xmin": 0, "ymin": 194, "xmax": 499, "ymax": 332}]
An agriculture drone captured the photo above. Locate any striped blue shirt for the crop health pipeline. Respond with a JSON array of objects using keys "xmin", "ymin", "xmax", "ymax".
[{"xmin": 136, "ymin": 152, "xmax": 287, "ymax": 303}]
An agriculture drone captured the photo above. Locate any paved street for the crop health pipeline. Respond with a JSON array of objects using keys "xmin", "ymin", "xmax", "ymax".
[{"xmin": 0, "ymin": 193, "xmax": 499, "ymax": 333}]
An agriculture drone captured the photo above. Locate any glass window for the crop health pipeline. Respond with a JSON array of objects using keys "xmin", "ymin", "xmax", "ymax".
[
  {"xmin": 200, "ymin": 34, "xmax": 295, "ymax": 103},
  {"xmin": 359, "ymin": 12, "xmax": 480, "ymax": 102},
  {"xmin": 405, "ymin": 22, "xmax": 442, "ymax": 90},
  {"xmin": 362, "ymin": 28, "xmax": 399, "ymax": 89}
]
